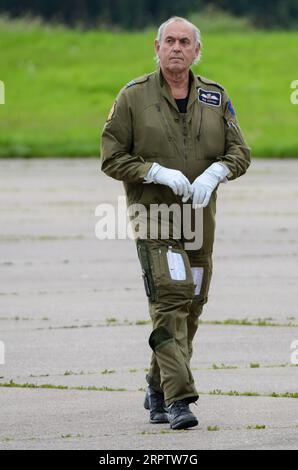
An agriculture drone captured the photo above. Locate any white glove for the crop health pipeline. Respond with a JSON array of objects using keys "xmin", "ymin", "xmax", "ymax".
[
  {"xmin": 189, "ymin": 163, "xmax": 230, "ymax": 209},
  {"xmin": 144, "ymin": 163, "xmax": 192, "ymax": 200}
]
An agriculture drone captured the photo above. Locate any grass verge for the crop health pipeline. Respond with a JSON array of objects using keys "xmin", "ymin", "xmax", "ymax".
[{"xmin": 0, "ymin": 17, "xmax": 297, "ymax": 157}]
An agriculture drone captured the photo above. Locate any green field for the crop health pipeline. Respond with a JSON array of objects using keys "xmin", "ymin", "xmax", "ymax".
[{"xmin": 0, "ymin": 17, "xmax": 297, "ymax": 157}]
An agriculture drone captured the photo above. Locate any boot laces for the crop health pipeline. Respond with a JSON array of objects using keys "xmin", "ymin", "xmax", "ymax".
[{"xmin": 170, "ymin": 399, "xmax": 190, "ymax": 414}]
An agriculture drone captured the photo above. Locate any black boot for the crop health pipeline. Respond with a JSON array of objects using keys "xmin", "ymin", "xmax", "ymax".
[
  {"xmin": 144, "ymin": 386, "xmax": 169, "ymax": 424},
  {"xmin": 167, "ymin": 399, "xmax": 198, "ymax": 430}
]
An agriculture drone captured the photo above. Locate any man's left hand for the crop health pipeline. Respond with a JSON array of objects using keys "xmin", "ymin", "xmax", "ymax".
[{"xmin": 187, "ymin": 162, "xmax": 230, "ymax": 208}]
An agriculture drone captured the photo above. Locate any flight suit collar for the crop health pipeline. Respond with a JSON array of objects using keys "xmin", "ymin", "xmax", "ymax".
[
  {"xmin": 156, "ymin": 67, "xmax": 200, "ymax": 113},
  {"xmin": 157, "ymin": 67, "xmax": 178, "ymax": 111},
  {"xmin": 188, "ymin": 72, "xmax": 201, "ymax": 109}
]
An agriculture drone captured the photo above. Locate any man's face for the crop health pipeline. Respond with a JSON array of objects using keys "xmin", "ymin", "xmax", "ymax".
[{"xmin": 155, "ymin": 21, "xmax": 199, "ymax": 74}]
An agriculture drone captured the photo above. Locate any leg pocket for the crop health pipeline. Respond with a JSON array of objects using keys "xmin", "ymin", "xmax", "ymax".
[
  {"xmin": 148, "ymin": 241, "xmax": 195, "ymax": 302},
  {"xmin": 186, "ymin": 252, "xmax": 213, "ymax": 305},
  {"xmin": 136, "ymin": 239, "xmax": 157, "ymax": 302}
]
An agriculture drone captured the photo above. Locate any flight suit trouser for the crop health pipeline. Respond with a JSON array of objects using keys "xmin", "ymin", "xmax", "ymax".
[{"xmin": 136, "ymin": 237, "xmax": 213, "ymax": 407}]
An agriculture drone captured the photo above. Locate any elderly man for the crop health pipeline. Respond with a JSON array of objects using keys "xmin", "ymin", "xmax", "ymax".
[{"xmin": 101, "ymin": 16, "xmax": 250, "ymax": 430}]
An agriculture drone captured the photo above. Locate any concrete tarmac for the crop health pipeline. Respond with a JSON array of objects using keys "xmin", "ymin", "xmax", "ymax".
[{"xmin": 0, "ymin": 158, "xmax": 297, "ymax": 450}]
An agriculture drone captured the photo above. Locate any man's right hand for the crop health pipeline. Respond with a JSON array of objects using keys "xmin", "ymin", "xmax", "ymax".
[{"xmin": 144, "ymin": 163, "xmax": 192, "ymax": 200}]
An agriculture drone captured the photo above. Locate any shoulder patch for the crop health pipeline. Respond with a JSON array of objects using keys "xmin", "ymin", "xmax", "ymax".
[
  {"xmin": 125, "ymin": 74, "xmax": 149, "ymax": 89},
  {"xmin": 197, "ymin": 75, "xmax": 224, "ymax": 91},
  {"xmin": 227, "ymin": 99, "xmax": 236, "ymax": 116},
  {"xmin": 106, "ymin": 100, "xmax": 117, "ymax": 122}
]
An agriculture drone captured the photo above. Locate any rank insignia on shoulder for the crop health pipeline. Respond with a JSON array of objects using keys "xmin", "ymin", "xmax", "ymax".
[
  {"xmin": 227, "ymin": 99, "xmax": 236, "ymax": 116},
  {"xmin": 126, "ymin": 80, "xmax": 136, "ymax": 88},
  {"xmin": 106, "ymin": 100, "xmax": 117, "ymax": 122},
  {"xmin": 198, "ymin": 88, "xmax": 221, "ymax": 107}
]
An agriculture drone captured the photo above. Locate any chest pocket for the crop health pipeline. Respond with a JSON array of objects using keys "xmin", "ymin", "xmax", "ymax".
[
  {"xmin": 196, "ymin": 105, "xmax": 225, "ymax": 160},
  {"xmin": 133, "ymin": 103, "xmax": 176, "ymax": 161}
]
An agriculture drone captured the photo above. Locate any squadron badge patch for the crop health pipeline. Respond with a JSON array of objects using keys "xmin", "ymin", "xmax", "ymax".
[{"xmin": 198, "ymin": 88, "xmax": 221, "ymax": 107}]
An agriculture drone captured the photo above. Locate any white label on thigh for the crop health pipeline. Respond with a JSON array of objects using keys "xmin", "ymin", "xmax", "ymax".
[
  {"xmin": 191, "ymin": 267, "xmax": 204, "ymax": 295},
  {"xmin": 166, "ymin": 250, "xmax": 186, "ymax": 280}
]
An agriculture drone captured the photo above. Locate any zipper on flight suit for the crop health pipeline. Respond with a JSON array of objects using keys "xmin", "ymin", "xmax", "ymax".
[
  {"xmin": 179, "ymin": 113, "xmax": 188, "ymax": 178},
  {"xmin": 196, "ymin": 107, "xmax": 203, "ymax": 141},
  {"xmin": 156, "ymin": 102, "xmax": 184, "ymax": 164}
]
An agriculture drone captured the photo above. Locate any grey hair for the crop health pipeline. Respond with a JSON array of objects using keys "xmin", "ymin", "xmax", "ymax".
[{"xmin": 155, "ymin": 16, "xmax": 202, "ymax": 65}]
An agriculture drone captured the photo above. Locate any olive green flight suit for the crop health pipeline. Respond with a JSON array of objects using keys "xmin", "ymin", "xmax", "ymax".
[{"xmin": 101, "ymin": 68, "xmax": 250, "ymax": 406}]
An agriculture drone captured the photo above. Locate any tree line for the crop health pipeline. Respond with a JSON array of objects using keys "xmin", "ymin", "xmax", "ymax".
[{"xmin": 0, "ymin": 0, "xmax": 297, "ymax": 29}]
